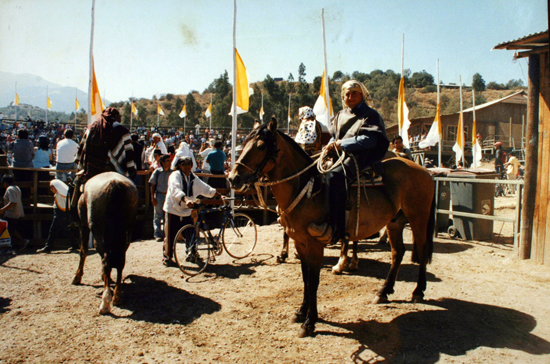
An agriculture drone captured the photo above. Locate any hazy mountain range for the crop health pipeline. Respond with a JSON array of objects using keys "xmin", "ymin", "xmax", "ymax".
[{"xmin": 0, "ymin": 72, "xmax": 110, "ymax": 114}]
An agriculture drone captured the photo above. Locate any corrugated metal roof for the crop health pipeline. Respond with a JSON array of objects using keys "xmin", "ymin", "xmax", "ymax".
[
  {"xmin": 493, "ymin": 30, "xmax": 548, "ymax": 50},
  {"xmin": 462, "ymin": 90, "xmax": 526, "ymax": 113}
]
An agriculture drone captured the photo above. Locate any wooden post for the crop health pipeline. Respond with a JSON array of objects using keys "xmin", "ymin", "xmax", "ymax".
[
  {"xmin": 519, "ymin": 53, "xmax": 540, "ymax": 260},
  {"xmin": 509, "ymin": 117, "xmax": 513, "ymax": 148}
]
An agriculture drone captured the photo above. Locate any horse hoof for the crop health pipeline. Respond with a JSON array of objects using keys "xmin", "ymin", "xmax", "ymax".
[
  {"xmin": 331, "ymin": 266, "xmax": 343, "ymax": 275},
  {"xmin": 292, "ymin": 312, "xmax": 306, "ymax": 323},
  {"xmin": 348, "ymin": 260, "xmax": 359, "ymax": 271},
  {"xmin": 373, "ymin": 295, "xmax": 389, "ymax": 304},
  {"xmin": 71, "ymin": 277, "xmax": 81, "ymax": 285},
  {"xmin": 412, "ymin": 295, "xmax": 424, "ymax": 303},
  {"xmin": 276, "ymin": 255, "xmax": 286, "ymax": 263},
  {"xmin": 298, "ymin": 325, "xmax": 314, "ymax": 338}
]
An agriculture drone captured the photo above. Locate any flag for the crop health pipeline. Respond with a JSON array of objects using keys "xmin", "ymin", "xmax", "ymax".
[
  {"xmin": 228, "ymin": 48, "xmax": 249, "ymax": 116},
  {"xmin": 205, "ymin": 104, "xmax": 211, "ymax": 118},
  {"xmin": 471, "ymin": 97, "xmax": 482, "ymax": 169},
  {"xmin": 76, "ymin": 98, "xmax": 80, "ymax": 111},
  {"xmin": 313, "ymin": 70, "xmax": 333, "ymax": 129},
  {"xmin": 452, "ymin": 112, "xmax": 465, "ymax": 165},
  {"xmin": 47, "ymin": 97, "xmax": 52, "ymax": 110},
  {"xmin": 157, "ymin": 104, "xmax": 165, "ymax": 116},
  {"xmin": 398, "ymin": 77, "xmax": 411, "ymax": 148},
  {"xmin": 131, "ymin": 102, "xmax": 138, "ymax": 116},
  {"xmin": 259, "ymin": 105, "xmax": 264, "ymax": 120},
  {"xmin": 288, "ymin": 110, "xmax": 291, "ymax": 123},
  {"xmin": 419, "ymin": 103, "xmax": 441, "ymax": 149},
  {"xmin": 90, "ymin": 58, "xmax": 103, "ymax": 123},
  {"xmin": 179, "ymin": 105, "xmax": 187, "ymax": 118},
  {"xmin": 14, "ymin": 94, "xmax": 19, "ymax": 106}
]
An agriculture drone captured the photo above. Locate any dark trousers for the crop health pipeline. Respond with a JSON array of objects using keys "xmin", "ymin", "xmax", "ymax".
[
  {"xmin": 163, "ymin": 213, "xmax": 193, "ymax": 260},
  {"xmin": 208, "ymin": 170, "xmax": 227, "ymax": 189},
  {"xmin": 327, "ymin": 159, "xmax": 358, "ymax": 238},
  {"xmin": 45, "ymin": 208, "xmax": 70, "ymax": 249}
]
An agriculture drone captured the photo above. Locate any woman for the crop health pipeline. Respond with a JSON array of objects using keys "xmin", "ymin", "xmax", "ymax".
[
  {"xmin": 33, "ymin": 136, "xmax": 53, "ymax": 182},
  {"xmin": 12, "ymin": 129, "xmax": 35, "ymax": 189},
  {"xmin": 294, "ymin": 106, "xmax": 322, "ymax": 156}
]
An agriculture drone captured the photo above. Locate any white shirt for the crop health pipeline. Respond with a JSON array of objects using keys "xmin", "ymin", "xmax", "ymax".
[
  {"xmin": 163, "ymin": 170, "xmax": 216, "ymax": 217},
  {"xmin": 56, "ymin": 138, "xmax": 79, "ymax": 164},
  {"xmin": 148, "ymin": 141, "xmax": 167, "ymax": 163},
  {"xmin": 199, "ymin": 147, "xmax": 213, "ymax": 171}
]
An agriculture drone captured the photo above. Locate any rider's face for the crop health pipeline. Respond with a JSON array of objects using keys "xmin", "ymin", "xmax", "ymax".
[{"xmin": 344, "ymin": 90, "xmax": 363, "ymax": 109}]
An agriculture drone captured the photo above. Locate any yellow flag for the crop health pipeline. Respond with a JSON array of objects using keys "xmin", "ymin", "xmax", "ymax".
[
  {"xmin": 90, "ymin": 58, "xmax": 103, "ymax": 122},
  {"xmin": 313, "ymin": 70, "xmax": 333, "ymax": 128},
  {"xmin": 235, "ymin": 48, "xmax": 249, "ymax": 113},
  {"xmin": 259, "ymin": 105, "xmax": 264, "ymax": 120},
  {"xmin": 179, "ymin": 105, "xmax": 187, "ymax": 118},
  {"xmin": 76, "ymin": 98, "xmax": 80, "ymax": 111},
  {"xmin": 131, "ymin": 102, "xmax": 138, "ymax": 116},
  {"xmin": 157, "ymin": 104, "xmax": 165, "ymax": 116},
  {"xmin": 205, "ymin": 104, "xmax": 212, "ymax": 118},
  {"xmin": 47, "ymin": 97, "xmax": 52, "ymax": 109},
  {"xmin": 15, "ymin": 93, "xmax": 19, "ymax": 106},
  {"xmin": 452, "ymin": 112, "xmax": 465, "ymax": 163}
]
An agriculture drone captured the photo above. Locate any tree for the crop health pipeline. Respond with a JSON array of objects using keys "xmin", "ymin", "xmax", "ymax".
[
  {"xmin": 410, "ymin": 70, "xmax": 435, "ymax": 88},
  {"xmin": 332, "ymin": 70, "xmax": 344, "ymax": 81},
  {"xmin": 298, "ymin": 63, "xmax": 306, "ymax": 83},
  {"xmin": 288, "ymin": 73, "xmax": 294, "ymax": 83},
  {"xmin": 472, "ymin": 73, "xmax": 486, "ymax": 91}
]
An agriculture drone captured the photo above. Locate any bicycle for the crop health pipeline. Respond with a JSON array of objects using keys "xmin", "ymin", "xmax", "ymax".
[
  {"xmin": 495, "ymin": 171, "xmax": 508, "ymax": 197},
  {"xmin": 173, "ymin": 197, "xmax": 258, "ymax": 276}
]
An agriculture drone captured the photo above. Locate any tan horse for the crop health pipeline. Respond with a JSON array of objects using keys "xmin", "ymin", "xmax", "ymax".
[{"xmin": 228, "ymin": 118, "xmax": 436, "ymax": 337}]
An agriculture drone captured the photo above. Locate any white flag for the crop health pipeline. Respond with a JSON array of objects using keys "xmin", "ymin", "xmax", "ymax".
[
  {"xmin": 179, "ymin": 105, "xmax": 187, "ymax": 118},
  {"xmin": 205, "ymin": 104, "xmax": 211, "ymax": 118},
  {"xmin": 398, "ymin": 77, "xmax": 411, "ymax": 148},
  {"xmin": 418, "ymin": 103, "xmax": 441, "ymax": 149}
]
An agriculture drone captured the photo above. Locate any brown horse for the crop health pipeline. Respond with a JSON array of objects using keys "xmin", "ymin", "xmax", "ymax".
[
  {"xmin": 228, "ymin": 118, "xmax": 435, "ymax": 337},
  {"xmin": 71, "ymin": 172, "xmax": 138, "ymax": 315}
]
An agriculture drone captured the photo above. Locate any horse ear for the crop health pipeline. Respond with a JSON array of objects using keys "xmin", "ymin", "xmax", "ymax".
[
  {"xmin": 268, "ymin": 117, "xmax": 278, "ymax": 133},
  {"xmin": 253, "ymin": 120, "xmax": 261, "ymax": 130}
]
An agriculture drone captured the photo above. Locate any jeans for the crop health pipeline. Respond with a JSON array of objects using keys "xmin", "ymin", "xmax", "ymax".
[
  {"xmin": 153, "ymin": 193, "xmax": 166, "ymax": 239},
  {"xmin": 56, "ymin": 162, "xmax": 75, "ymax": 182}
]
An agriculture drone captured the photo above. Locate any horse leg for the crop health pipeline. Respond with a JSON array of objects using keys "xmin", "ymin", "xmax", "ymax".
[
  {"xmin": 298, "ymin": 244, "xmax": 323, "ymax": 338},
  {"xmin": 378, "ymin": 228, "xmax": 388, "ymax": 244},
  {"xmin": 112, "ymin": 267, "xmax": 123, "ymax": 306},
  {"xmin": 408, "ymin": 214, "xmax": 432, "ymax": 303},
  {"xmin": 348, "ymin": 241, "xmax": 359, "ymax": 271},
  {"xmin": 277, "ymin": 232, "xmax": 290, "ymax": 263},
  {"xmin": 71, "ymin": 223, "xmax": 89, "ymax": 285},
  {"xmin": 374, "ymin": 218, "xmax": 406, "ymax": 304},
  {"xmin": 293, "ymin": 261, "xmax": 309, "ymax": 324},
  {"xmin": 99, "ymin": 260, "xmax": 113, "ymax": 315},
  {"xmin": 332, "ymin": 238, "xmax": 349, "ymax": 274}
]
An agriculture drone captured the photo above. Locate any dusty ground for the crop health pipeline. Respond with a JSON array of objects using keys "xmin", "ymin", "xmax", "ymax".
[{"xmin": 1, "ymin": 198, "xmax": 549, "ymax": 364}]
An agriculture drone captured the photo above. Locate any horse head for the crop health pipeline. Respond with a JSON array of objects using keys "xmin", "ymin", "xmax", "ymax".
[{"xmin": 228, "ymin": 117, "xmax": 279, "ymax": 192}]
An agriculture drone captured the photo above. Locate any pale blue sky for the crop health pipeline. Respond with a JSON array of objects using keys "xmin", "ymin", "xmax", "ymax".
[{"xmin": 0, "ymin": 0, "xmax": 547, "ymax": 108}]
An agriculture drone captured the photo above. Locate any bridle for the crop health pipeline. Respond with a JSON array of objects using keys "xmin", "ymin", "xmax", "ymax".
[{"xmin": 234, "ymin": 129, "xmax": 279, "ymax": 186}]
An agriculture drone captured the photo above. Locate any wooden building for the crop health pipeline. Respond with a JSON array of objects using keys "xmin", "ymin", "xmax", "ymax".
[
  {"xmin": 494, "ymin": 30, "xmax": 550, "ymax": 265},
  {"xmin": 386, "ymin": 91, "xmax": 527, "ymax": 165}
]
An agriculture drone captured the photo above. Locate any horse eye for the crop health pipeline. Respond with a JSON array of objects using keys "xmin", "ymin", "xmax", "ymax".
[{"xmin": 256, "ymin": 140, "xmax": 266, "ymax": 150}]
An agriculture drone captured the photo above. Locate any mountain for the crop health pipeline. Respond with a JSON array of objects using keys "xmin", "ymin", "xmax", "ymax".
[{"xmin": 0, "ymin": 72, "xmax": 109, "ymax": 114}]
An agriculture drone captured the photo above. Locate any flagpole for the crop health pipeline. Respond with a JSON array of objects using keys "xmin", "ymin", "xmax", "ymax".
[
  {"xmin": 437, "ymin": 59, "xmax": 441, "ymax": 167},
  {"xmin": 288, "ymin": 94, "xmax": 291, "ymax": 134},
  {"xmin": 46, "ymin": 86, "xmax": 49, "ymax": 124},
  {"xmin": 74, "ymin": 88, "xmax": 78, "ymax": 129},
  {"xmin": 471, "ymin": 89, "xmax": 478, "ymax": 169},
  {"xmin": 88, "ymin": 0, "xmax": 96, "ymax": 125},
  {"xmin": 401, "ymin": 34, "xmax": 405, "ymax": 76},
  {"xmin": 321, "ymin": 9, "xmax": 330, "ymax": 125},
  {"xmin": 260, "ymin": 93, "xmax": 263, "ymax": 122},
  {"xmin": 130, "ymin": 93, "xmax": 133, "ymax": 133},
  {"xmin": 231, "ymin": 0, "xmax": 237, "ymax": 202},
  {"xmin": 157, "ymin": 94, "xmax": 160, "ymax": 128},
  {"xmin": 14, "ymin": 82, "xmax": 17, "ymax": 123},
  {"xmin": 459, "ymin": 75, "xmax": 464, "ymax": 166}
]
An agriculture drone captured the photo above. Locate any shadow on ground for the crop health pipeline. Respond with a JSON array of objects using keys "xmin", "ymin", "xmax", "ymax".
[
  {"xmin": 118, "ymin": 274, "xmax": 221, "ymax": 325},
  {"xmin": 318, "ymin": 298, "xmax": 550, "ymax": 363}
]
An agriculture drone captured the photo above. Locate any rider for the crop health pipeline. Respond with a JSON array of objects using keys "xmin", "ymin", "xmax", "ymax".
[
  {"xmin": 71, "ymin": 107, "xmax": 136, "ymax": 210},
  {"xmin": 294, "ymin": 106, "xmax": 323, "ymax": 156},
  {"xmin": 311, "ymin": 80, "xmax": 389, "ymax": 244}
]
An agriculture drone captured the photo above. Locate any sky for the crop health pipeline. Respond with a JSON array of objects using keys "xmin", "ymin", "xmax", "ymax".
[{"xmin": 0, "ymin": 0, "xmax": 547, "ymax": 111}]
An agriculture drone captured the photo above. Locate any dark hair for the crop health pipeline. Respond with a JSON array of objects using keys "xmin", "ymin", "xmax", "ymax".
[
  {"xmin": 131, "ymin": 134, "xmax": 138, "ymax": 142},
  {"xmin": 214, "ymin": 141, "xmax": 223, "ymax": 149},
  {"xmin": 392, "ymin": 135, "xmax": 403, "ymax": 143},
  {"xmin": 2, "ymin": 174, "xmax": 14, "ymax": 185},
  {"xmin": 159, "ymin": 154, "xmax": 171, "ymax": 163},
  {"xmin": 18, "ymin": 129, "xmax": 29, "ymax": 139},
  {"xmin": 64, "ymin": 129, "xmax": 74, "ymax": 139},
  {"xmin": 153, "ymin": 149, "xmax": 162, "ymax": 156},
  {"xmin": 38, "ymin": 137, "xmax": 49, "ymax": 151}
]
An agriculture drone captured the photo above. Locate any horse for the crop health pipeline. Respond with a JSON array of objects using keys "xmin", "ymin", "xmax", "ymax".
[
  {"xmin": 71, "ymin": 172, "xmax": 138, "ymax": 315},
  {"xmin": 228, "ymin": 118, "xmax": 435, "ymax": 337}
]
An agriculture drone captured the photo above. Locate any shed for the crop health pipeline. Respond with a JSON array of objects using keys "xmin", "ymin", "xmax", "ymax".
[{"xmin": 494, "ymin": 29, "xmax": 550, "ymax": 265}]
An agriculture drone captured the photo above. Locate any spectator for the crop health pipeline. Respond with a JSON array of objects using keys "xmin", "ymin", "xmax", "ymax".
[
  {"xmin": 294, "ymin": 107, "xmax": 322, "ymax": 156},
  {"xmin": 149, "ymin": 154, "xmax": 172, "ymax": 242},
  {"xmin": 392, "ymin": 135, "xmax": 413, "ymax": 160},
  {"xmin": 55, "ymin": 129, "xmax": 79, "ymax": 182},
  {"xmin": 0, "ymin": 175, "xmax": 27, "ymax": 249},
  {"xmin": 37, "ymin": 179, "xmax": 77, "ymax": 253},
  {"xmin": 12, "ymin": 129, "xmax": 35, "ymax": 186},
  {"xmin": 148, "ymin": 133, "xmax": 167, "ymax": 165},
  {"xmin": 205, "ymin": 140, "xmax": 227, "ymax": 189},
  {"xmin": 494, "ymin": 142, "xmax": 505, "ymax": 173}
]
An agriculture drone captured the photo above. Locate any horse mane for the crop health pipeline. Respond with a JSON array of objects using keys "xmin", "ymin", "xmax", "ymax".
[{"xmin": 276, "ymin": 130, "xmax": 313, "ymax": 163}]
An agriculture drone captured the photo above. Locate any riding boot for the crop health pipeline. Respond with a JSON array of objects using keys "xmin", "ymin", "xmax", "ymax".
[{"xmin": 328, "ymin": 171, "xmax": 347, "ymax": 243}]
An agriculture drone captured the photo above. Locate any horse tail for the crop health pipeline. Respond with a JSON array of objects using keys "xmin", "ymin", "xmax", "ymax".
[
  {"xmin": 412, "ymin": 190, "xmax": 436, "ymax": 264},
  {"xmin": 104, "ymin": 180, "xmax": 131, "ymax": 269}
]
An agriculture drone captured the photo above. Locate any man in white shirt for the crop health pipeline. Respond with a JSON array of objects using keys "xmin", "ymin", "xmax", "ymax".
[
  {"xmin": 148, "ymin": 133, "xmax": 168, "ymax": 165},
  {"xmin": 55, "ymin": 129, "xmax": 79, "ymax": 181}
]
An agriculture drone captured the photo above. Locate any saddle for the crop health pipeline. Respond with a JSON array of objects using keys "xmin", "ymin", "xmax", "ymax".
[{"xmin": 350, "ymin": 167, "xmax": 384, "ymax": 188}]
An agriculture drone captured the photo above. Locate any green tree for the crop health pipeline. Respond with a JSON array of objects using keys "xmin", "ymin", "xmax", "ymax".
[
  {"xmin": 472, "ymin": 73, "xmax": 486, "ymax": 91},
  {"xmin": 298, "ymin": 63, "xmax": 306, "ymax": 83},
  {"xmin": 410, "ymin": 70, "xmax": 435, "ymax": 88}
]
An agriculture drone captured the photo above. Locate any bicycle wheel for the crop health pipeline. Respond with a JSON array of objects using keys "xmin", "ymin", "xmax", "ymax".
[
  {"xmin": 222, "ymin": 213, "xmax": 257, "ymax": 259},
  {"xmin": 174, "ymin": 224, "xmax": 210, "ymax": 276}
]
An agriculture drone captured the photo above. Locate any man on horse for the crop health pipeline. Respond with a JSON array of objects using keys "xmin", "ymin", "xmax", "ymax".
[
  {"xmin": 71, "ymin": 107, "xmax": 136, "ymax": 211},
  {"xmin": 311, "ymin": 80, "xmax": 390, "ymax": 244}
]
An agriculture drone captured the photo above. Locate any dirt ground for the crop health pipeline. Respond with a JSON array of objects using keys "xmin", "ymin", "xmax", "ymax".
[{"xmin": 1, "ymin": 198, "xmax": 550, "ymax": 364}]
